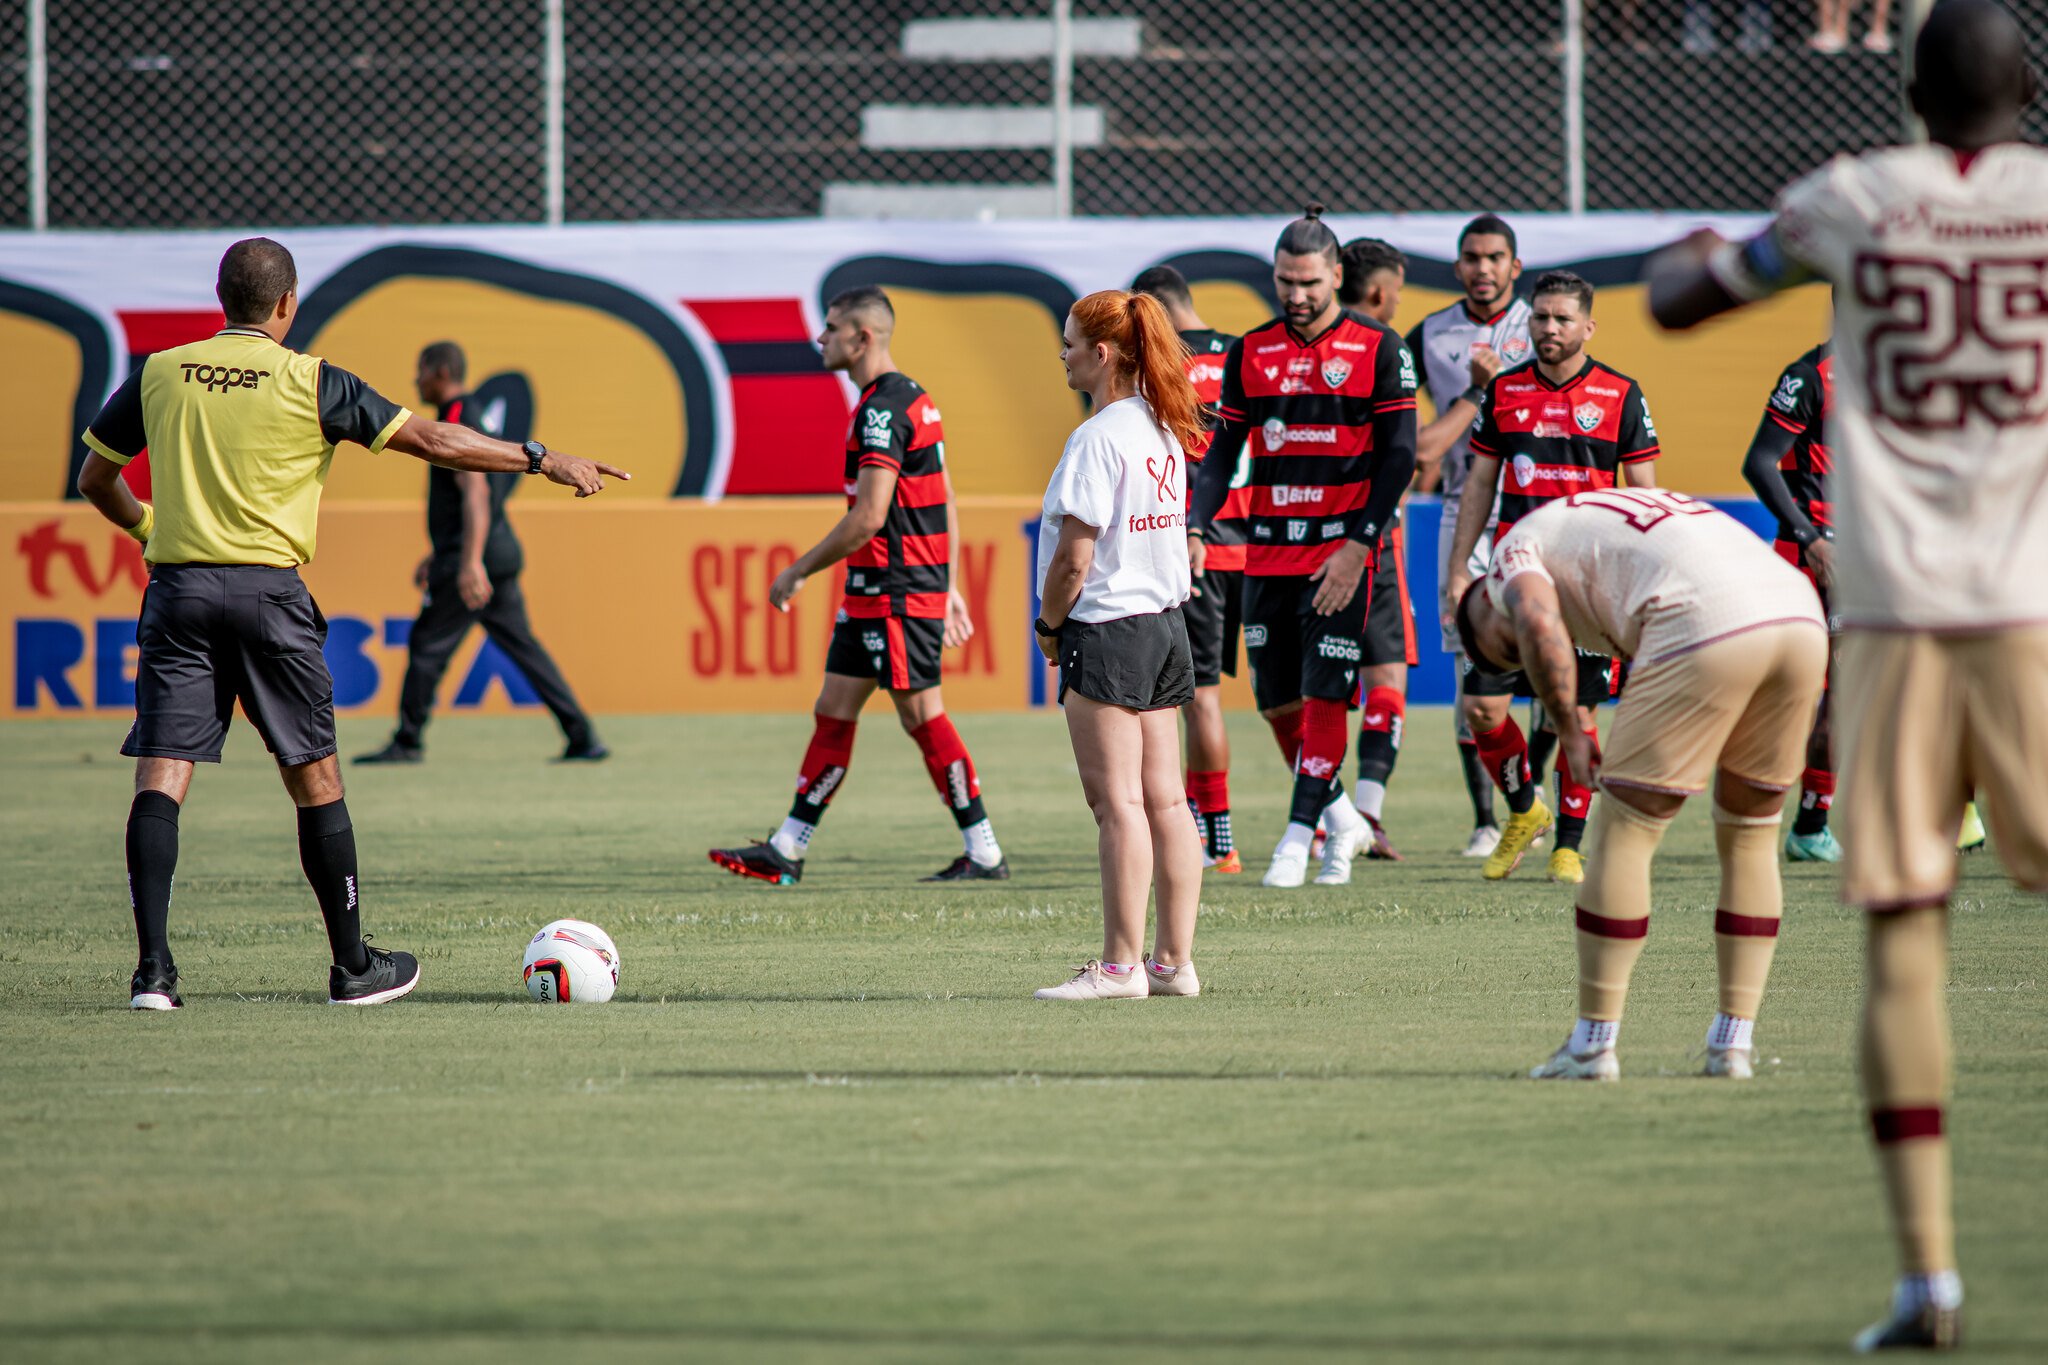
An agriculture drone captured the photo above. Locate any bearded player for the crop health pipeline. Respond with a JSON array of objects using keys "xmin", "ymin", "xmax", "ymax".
[
  {"xmin": 709, "ymin": 287, "xmax": 1007, "ymax": 884},
  {"xmin": 1649, "ymin": 1, "xmax": 2048, "ymax": 1347}
]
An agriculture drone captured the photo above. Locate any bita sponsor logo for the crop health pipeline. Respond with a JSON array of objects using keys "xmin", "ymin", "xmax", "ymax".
[
  {"xmin": 1268, "ymin": 484, "xmax": 1323, "ymax": 508},
  {"xmin": 1261, "ymin": 419, "xmax": 1339, "ymax": 451},
  {"xmin": 180, "ymin": 363, "xmax": 270, "ymax": 392},
  {"xmin": 1573, "ymin": 401, "xmax": 1604, "ymax": 433}
]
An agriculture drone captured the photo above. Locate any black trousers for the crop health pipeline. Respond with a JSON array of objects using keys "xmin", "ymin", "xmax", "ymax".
[{"xmin": 395, "ymin": 572, "xmax": 592, "ymax": 748}]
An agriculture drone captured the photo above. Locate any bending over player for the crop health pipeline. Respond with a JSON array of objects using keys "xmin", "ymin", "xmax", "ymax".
[
  {"xmin": 709, "ymin": 287, "xmax": 1006, "ymax": 885},
  {"xmin": 1456, "ymin": 490, "xmax": 1826, "ymax": 1081}
]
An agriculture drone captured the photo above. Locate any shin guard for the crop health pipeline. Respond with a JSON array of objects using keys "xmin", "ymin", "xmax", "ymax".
[
  {"xmin": 1471, "ymin": 716, "xmax": 1536, "ymax": 814},
  {"xmin": 910, "ymin": 715, "xmax": 987, "ymax": 830},
  {"xmin": 790, "ymin": 712, "xmax": 859, "ymax": 824}
]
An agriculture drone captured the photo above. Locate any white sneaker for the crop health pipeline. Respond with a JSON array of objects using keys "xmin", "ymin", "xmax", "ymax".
[
  {"xmin": 1262, "ymin": 841, "xmax": 1308, "ymax": 887},
  {"xmin": 1703, "ymin": 1045, "xmax": 1755, "ymax": 1079},
  {"xmin": 1529, "ymin": 1044, "xmax": 1621, "ymax": 1081},
  {"xmin": 1144, "ymin": 957, "xmax": 1200, "ymax": 997},
  {"xmin": 1034, "ymin": 961, "xmax": 1148, "ymax": 1001},
  {"xmin": 1315, "ymin": 818, "xmax": 1366, "ymax": 885},
  {"xmin": 1462, "ymin": 824, "xmax": 1503, "ymax": 858}
]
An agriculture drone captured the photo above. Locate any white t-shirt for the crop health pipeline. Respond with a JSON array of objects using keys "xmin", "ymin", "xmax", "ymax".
[
  {"xmin": 1728, "ymin": 142, "xmax": 2048, "ymax": 630},
  {"xmin": 1037, "ymin": 396, "xmax": 1193, "ymax": 623},
  {"xmin": 1485, "ymin": 490, "xmax": 1823, "ymax": 667}
]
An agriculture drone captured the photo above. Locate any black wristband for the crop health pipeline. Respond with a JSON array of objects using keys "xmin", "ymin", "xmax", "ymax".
[
  {"xmin": 1461, "ymin": 385, "xmax": 1487, "ymax": 408},
  {"xmin": 1034, "ymin": 617, "xmax": 1060, "ymax": 637},
  {"xmin": 1790, "ymin": 523, "xmax": 1820, "ymax": 547}
]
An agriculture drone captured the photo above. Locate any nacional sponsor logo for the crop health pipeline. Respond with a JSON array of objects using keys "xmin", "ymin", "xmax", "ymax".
[
  {"xmin": 1261, "ymin": 420, "xmax": 1340, "ymax": 451},
  {"xmin": 1512, "ymin": 453, "xmax": 1537, "ymax": 488},
  {"xmin": 1321, "ymin": 357, "xmax": 1353, "ymax": 388},
  {"xmin": 1316, "ymin": 635, "xmax": 1361, "ymax": 662},
  {"xmin": 1573, "ymin": 401, "xmax": 1605, "ymax": 433},
  {"xmin": 1286, "ymin": 518, "xmax": 1308, "ymax": 542},
  {"xmin": 1269, "ymin": 484, "xmax": 1323, "ymax": 508},
  {"xmin": 180, "ymin": 363, "xmax": 271, "ymax": 392},
  {"xmin": 1770, "ymin": 374, "xmax": 1805, "ymax": 412},
  {"xmin": 1243, "ymin": 624, "xmax": 1268, "ymax": 647},
  {"xmin": 861, "ymin": 407, "xmax": 894, "ymax": 449}
]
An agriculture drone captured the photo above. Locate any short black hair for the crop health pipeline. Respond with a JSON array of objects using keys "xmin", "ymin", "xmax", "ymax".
[
  {"xmin": 1532, "ymin": 270, "xmax": 1595, "ymax": 316},
  {"xmin": 417, "ymin": 340, "xmax": 466, "ymax": 382},
  {"xmin": 1457, "ymin": 213, "xmax": 1519, "ymax": 260},
  {"xmin": 1275, "ymin": 203, "xmax": 1341, "ymax": 264},
  {"xmin": 1130, "ymin": 264, "xmax": 1193, "ymax": 311},
  {"xmin": 216, "ymin": 238, "xmax": 298, "ymax": 325},
  {"xmin": 1339, "ymin": 238, "xmax": 1406, "ymax": 305},
  {"xmin": 826, "ymin": 284, "xmax": 894, "ymax": 325},
  {"xmin": 1913, "ymin": 0, "xmax": 2034, "ymax": 139},
  {"xmin": 1455, "ymin": 579, "xmax": 1505, "ymax": 673}
]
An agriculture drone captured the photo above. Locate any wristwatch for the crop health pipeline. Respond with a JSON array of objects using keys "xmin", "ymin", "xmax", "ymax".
[
  {"xmin": 522, "ymin": 439, "xmax": 547, "ymax": 475},
  {"xmin": 1033, "ymin": 617, "xmax": 1059, "ymax": 637}
]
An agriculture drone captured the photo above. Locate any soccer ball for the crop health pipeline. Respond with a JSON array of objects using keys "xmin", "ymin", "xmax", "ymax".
[{"xmin": 522, "ymin": 919, "xmax": 620, "ymax": 1003}]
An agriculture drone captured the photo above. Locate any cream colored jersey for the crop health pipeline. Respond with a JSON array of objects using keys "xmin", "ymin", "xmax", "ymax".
[
  {"xmin": 1728, "ymin": 143, "xmax": 2048, "ymax": 630},
  {"xmin": 1485, "ymin": 489, "xmax": 1824, "ymax": 666}
]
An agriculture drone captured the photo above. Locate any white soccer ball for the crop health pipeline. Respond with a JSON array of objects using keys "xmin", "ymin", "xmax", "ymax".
[{"xmin": 522, "ymin": 919, "xmax": 620, "ymax": 1003}]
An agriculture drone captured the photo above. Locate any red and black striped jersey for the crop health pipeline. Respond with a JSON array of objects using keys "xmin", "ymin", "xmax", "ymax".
[
  {"xmin": 1762, "ymin": 342, "xmax": 1832, "ymax": 532},
  {"xmin": 1191, "ymin": 309, "xmax": 1418, "ymax": 577},
  {"xmin": 1469, "ymin": 357, "xmax": 1660, "ymax": 539},
  {"xmin": 842, "ymin": 371, "xmax": 949, "ymax": 620},
  {"xmin": 1180, "ymin": 326, "xmax": 1252, "ymax": 571}
]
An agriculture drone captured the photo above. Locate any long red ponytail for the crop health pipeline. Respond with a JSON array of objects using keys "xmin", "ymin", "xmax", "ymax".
[{"xmin": 1070, "ymin": 289, "xmax": 1206, "ymax": 455}]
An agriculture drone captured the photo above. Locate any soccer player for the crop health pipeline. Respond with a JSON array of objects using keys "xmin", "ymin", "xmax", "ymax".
[
  {"xmin": 1410, "ymin": 215, "xmax": 1535, "ymax": 859},
  {"xmin": 1131, "ymin": 265, "xmax": 1241, "ymax": 874},
  {"xmin": 1646, "ymin": 2, "xmax": 2048, "ymax": 1346},
  {"xmin": 1190, "ymin": 206, "xmax": 1418, "ymax": 888},
  {"xmin": 1741, "ymin": 340, "xmax": 1840, "ymax": 861},
  {"xmin": 1338, "ymin": 237, "xmax": 1421, "ymax": 860},
  {"xmin": 1445, "ymin": 271, "xmax": 1661, "ymax": 884},
  {"xmin": 72, "ymin": 238, "xmax": 626, "ymax": 1010},
  {"xmin": 1456, "ymin": 491, "xmax": 1825, "ymax": 1084},
  {"xmin": 708, "ymin": 287, "xmax": 1005, "ymax": 885},
  {"xmin": 356, "ymin": 341, "xmax": 608, "ymax": 766}
]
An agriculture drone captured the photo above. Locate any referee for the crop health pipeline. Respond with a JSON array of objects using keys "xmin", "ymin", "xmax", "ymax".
[
  {"xmin": 74, "ymin": 238, "xmax": 627, "ymax": 1011},
  {"xmin": 356, "ymin": 341, "xmax": 607, "ymax": 765}
]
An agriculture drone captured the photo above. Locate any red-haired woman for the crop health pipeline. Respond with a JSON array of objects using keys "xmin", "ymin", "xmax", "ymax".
[{"xmin": 1033, "ymin": 289, "xmax": 1210, "ymax": 1001}]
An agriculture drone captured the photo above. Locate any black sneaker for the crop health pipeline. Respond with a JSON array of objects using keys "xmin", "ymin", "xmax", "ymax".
[
  {"xmin": 921, "ymin": 855, "xmax": 1010, "ymax": 882},
  {"xmin": 558, "ymin": 740, "xmax": 610, "ymax": 763},
  {"xmin": 130, "ymin": 958, "xmax": 182, "ymax": 1011},
  {"xmin": 327, "ymin": 939, "xmax": 422, "ymax": 1006},
  {"xmin": 354, "ymin": 742, "xmax": 423, "ymax": 765},
  {"xmin": 708, "ymin": 840, "xmax": 802, "ymax": 885},
  {"xmin": 1853, "ymin": 1302, "xmax": 1961, "ymax": 1352}
]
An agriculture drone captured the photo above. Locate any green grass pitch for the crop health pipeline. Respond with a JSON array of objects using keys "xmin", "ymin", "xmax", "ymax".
[{"xmin": 3, "ymin": 709, "xmax": 2043, "ymax": 1363}]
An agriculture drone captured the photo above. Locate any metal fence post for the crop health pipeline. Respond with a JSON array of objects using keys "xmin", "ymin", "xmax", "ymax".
[
  {"xmin": 1050, "ymin": 0, "xmax": 1073, "ymax": 218},
  {"xmin": 1899, "ymin": 0, "xmax": 1933, "ymax": 142},
  {"xmin": 1562, "ymin": 0, "xmax": 1585, "ymax": 215},
  {"xmin": 27, "ymin": 0, "xmax": 47, "ymax": 229},
  {"xmin": 544, "ymin": 0, "xmax": 565, "ymax": 226}
]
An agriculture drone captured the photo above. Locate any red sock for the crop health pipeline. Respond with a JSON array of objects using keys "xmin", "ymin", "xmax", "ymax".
[
  {"xmin": 789, "ymin": 713, "xmax": 858, "ymax": 821},
  {"xmin": 910, "ymin": 715, "xmax": 988, "ymax": 829},
  {"xmin": 1802, "ymin": 767, "xmax": 1836, "ymax": 810},
  {"xmin": 1356, "ymin": 686, "xmax": 1405, "ymax": 785},
  {"xmin": 1267, "ymin": 708, "xmax": 1306, "ymax": 770},
  {"xmin": 1186, "ymin": 768, "xmax": 1229, "ymax": 815},
  {"xmin": 1288, "ymin": 697, "xmax": 1351, "ymax": 827},
  {"xmin": 1556, "ymin": 724, "xmax": 1600, "ymax": 822},
  {"xmin": 1472, "ymin": 715, "xmax": 1536, "ymax": 814}
]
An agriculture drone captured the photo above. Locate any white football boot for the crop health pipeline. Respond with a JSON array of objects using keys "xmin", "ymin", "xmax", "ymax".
[
  {"xmin": 1462, "ymin": 824, "xmax": 1503, "ymax": 858},
  {"xmin": 1034, "ymin": 961, "xmax": 1147, "ymax": 1001},
  {"xmin": 1529, "ymin": 1043, "xmax": 1621, "ymax": 1081},
  {"xmin": 1262, "ymin": 843, "xmax": 1309, "ymax": 888},
  {"xmin": 1314, "ymin": 798, "xmax": 1367, "ymax": 885},
  {"xmin": 1703, "ymin": 1045, "xmax": 1756, "ymax": 1079}
]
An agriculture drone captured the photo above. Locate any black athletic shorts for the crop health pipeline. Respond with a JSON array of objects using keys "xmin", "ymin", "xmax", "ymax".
[
  {"xmin": 1241, "ymin": 570, "xmax": 1372, "ymax": 713},
  {"xmin": 1056, "ymin": 608, "xmax": 1195, "ymax": 711},
  {"xmin": 825, "ymin": 611, "xmax": 943, "ymax": 691},
  {"xmin": 123, "ymin": 563, "xmax": 338, "ymax": 765},
  {"xmin": 1463, "ymin": 649, "xmax": 1618, "ymax": 706},
  {"xmin": 1362, "ymin": 527, "xmax": 1416, "ymax": 669},
  {"xmin": 1183, "ymin": 567, "xmax": 1242, "ymax": 689}
]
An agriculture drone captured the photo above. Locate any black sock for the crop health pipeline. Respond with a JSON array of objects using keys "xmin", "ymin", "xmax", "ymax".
[
  {"xmin": 1458, "ymin": 742, "xmax": 1495, "ymax": 827},
  {"xmin": 1528, "ymin": 726, "xmax": 1558, "ymax": 791},
  {"xmin": 1793, "ymin": 793, "xmax": 1829, "ymax": 836},
  {"xmin": 1290, "ymin": 774, "xmax": 1336, "ymax": 829},
  {"xmin": 126, "ymin": 791, "xmax": 181, "ymax": 964},
  {"xmin": 298, "ymin": 800, "xmax": 369, "ymax": 972},
  {"xmin": 1556, "ymin": 808, "xmax": 1587, "ymax": 852}
]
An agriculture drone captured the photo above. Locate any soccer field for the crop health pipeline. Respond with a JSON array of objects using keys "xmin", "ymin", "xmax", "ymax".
[{"xmin": 4, "ymin": 708, "xmax": 2043, "ymax": 1363}]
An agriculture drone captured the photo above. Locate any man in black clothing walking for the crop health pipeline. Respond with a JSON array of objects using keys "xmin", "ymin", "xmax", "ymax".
[{"xmin": 357, "ymin": 342, "xmax": 608, "ymax": 764}]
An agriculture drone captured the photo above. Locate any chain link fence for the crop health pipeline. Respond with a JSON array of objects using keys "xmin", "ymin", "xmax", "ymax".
[{"xmin": 1, "ymin": 0, "xmax": 2037, "ymax": 229}]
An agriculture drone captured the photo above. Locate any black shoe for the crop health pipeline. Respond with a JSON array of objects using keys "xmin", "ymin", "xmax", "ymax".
[
  {"xmin": 921, "ymin": 854, "xmax": 1010, "ymax": 882},
  {"xmin": 130, "ymin": 958, "xmax": 182, "ymax": 1011},
  {"xmin": 1853, "ymin": 1302, "xmax": 1961, "ymax": 1352},
  {"xmin": 327, "ymin": 938, "xmax": 421, "ymax": 1006},
  {"xmin": 354, "ymin": 742, "xmax": 423, "ymax": 765},
  {"xmin": 708, "ymin": 840, "xmax": 803, "ymax": 885},
  {"xmin": 558, "ymin": 740, "xmax": 610, "ymax": 763}
]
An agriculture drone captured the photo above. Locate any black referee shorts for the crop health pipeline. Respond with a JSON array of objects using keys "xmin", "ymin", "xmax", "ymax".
[
  {"xmin": 1056, "ymin": 608, "xmax": 1195, "ymax": 712},
  {"xmin": 1241, "ymin": 571, "xmax": 1371, "ymax": 713},
  {"xmin": 1183, "ymin": 567, "xmax": 1242, "ymax": 689},
  {"xmin": 123, "ymin": 564, "xmax": 338, "ymax": 765},
  {"xmin": 1463, "ymin": 649, "xmax": 1618, "ymax": 708}
]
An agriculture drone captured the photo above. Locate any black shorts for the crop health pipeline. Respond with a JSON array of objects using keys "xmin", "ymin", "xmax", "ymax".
[
  {"xmin": 1241, "ymin": 570, "xmax": 1372, "ymax": 713},
  {"xmin": 1463, "ymin": 649, "xmax": 1618, "ymax": 707},
  {"xmin": 825, "ymin": 612, "xmax": 943, "ymax": 691},
  {"xmin": 123, "ymin": 563, "xmax": 337, "ymax": 765},
  {"xmin": 1056, "ymin": 608, "xmax": 1195, "ymax": 711},
  {"xmin": 1362, "ymin": 529, "xmax": 1416, "ymax": 669},
  {"xmin": 1184, "ymin": 568, "xmax": 1243, "ymax": 689}
]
